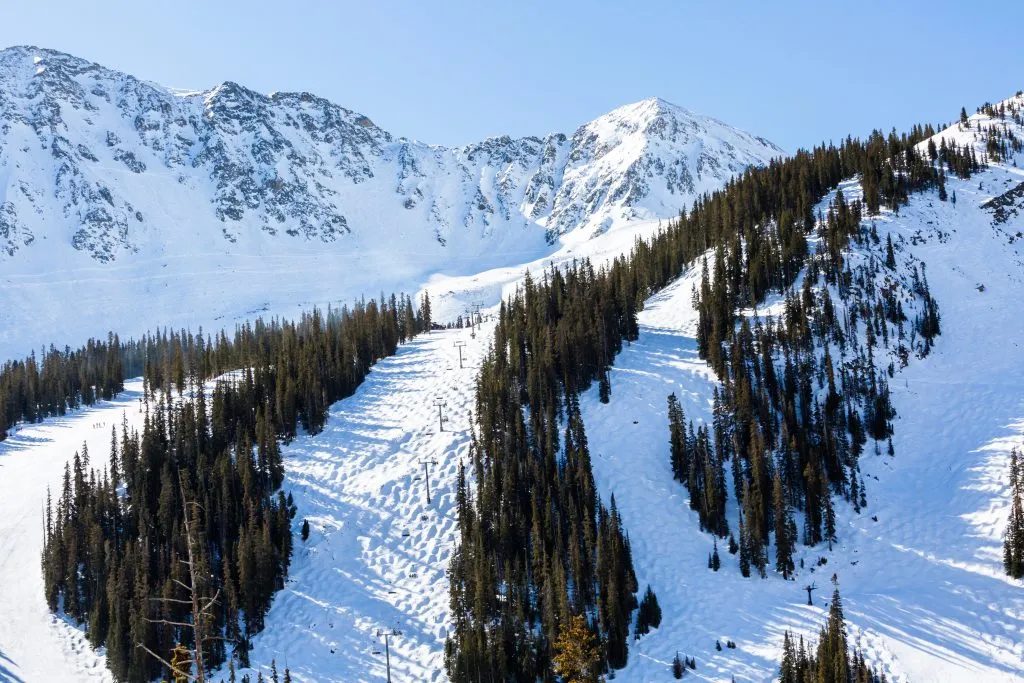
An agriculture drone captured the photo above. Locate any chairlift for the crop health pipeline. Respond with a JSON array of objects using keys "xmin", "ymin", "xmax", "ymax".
[
  {"xmin": 409, "ymin": 571, "xmax": 419, "ymax": 578},
  {"xmin": 401, "ymin": 529, "xmax": 411, "ymax": 537}
]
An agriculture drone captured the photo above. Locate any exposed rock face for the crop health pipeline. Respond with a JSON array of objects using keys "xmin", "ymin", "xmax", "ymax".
[{"xmin": 0, "ymin": 46, "xmax": 782, "ymax": 263}]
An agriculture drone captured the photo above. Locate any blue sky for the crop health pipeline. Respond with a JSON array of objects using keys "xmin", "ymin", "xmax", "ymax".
[{"xmin": 1, "ymin": 1, "xmax": 1021, "ymax": 151}]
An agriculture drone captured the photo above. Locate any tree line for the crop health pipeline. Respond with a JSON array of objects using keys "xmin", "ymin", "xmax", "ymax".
[
  {"xmin": 1004, "ymin": 448, "xmax": 1024, "ymax": 579},
  {"xmin": 1, "ymin": 292, "xmax": 432, "ymax": 443},
  {"xmin": 0, "ymin": 335, "xmax": 124, "ymax": 439}
]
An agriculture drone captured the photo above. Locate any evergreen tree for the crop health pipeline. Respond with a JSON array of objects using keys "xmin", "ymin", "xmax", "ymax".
[
  {"xmin": 635, "ymin": 585, "xmax": 662, "ymax": 635},
  {"xmin": 773, "ymin": 468, "xmax": 796, "ymax": 580},
  {"xmin": 1004, "ymin": 448, "xmax": 1024, "ymax": 578},
  {"xmin": 552, "ymin": 615, "xmax": 603, "ymax": 683},
  {"xmin": 672, "ymin": 652, "xmax": 684, "ymax": 678}
]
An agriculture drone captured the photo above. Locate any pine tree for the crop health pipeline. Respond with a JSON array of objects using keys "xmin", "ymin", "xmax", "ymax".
[
  {"xmin": 672, "ymin": 652, "xmax": 684, "ymax": 678},
  {"xmin": 419, "ymin": 291, "xmax": 433, "ymax": 333},
  {"xmin": 779, "ymin": 630, "xmax": 796, "ymax": 683},
  {"xmin": 738, "ymin": 513, "xmax": 751, "ymax": 578},
  {"xmin": 635, "ymin": 585, "xmax": 662, "ymax": 635},
  {"xmin": 884, "ymin": 234, "xmax": 896, "ymax": 269},
  {"xmin": 667, "ymin": 393, "xmax": 687, "ymax": 481},
  {"xmin": 773, "ymin": 468, "xmax": 795, "ymax": 580},
  {"xmin": 553, "ymin": 615, "xmax": 603, "ymax": 683},
  {"xmin": 1004, "ymin": 448, "xmax": 1024, "ymax": 578},
  {"xmin": 818, "ymin": 579, "xmax": 851, "ymax": 683}
]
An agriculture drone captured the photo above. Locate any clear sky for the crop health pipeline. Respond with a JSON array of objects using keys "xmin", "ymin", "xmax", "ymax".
[{"xmin": 1, "ymin": 1, "xmax": 1021, "ymax": 152}]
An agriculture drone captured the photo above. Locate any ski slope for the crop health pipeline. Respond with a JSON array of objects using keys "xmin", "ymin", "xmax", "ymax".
[
  {"xmin": 217, "ymin": 324, "xmax": 493, "ymax": 683},
  {"xmin": 575, "ymin": 106, "xmax": 1024, "ymax": 681},
  {"xmin": 0, "ymin": 325, "xmax": 490, "ymax": 683},
  {"xmin": 0, "ymin": 381, "xmax": 146, "ymax": 683},
  {"xmin": 2, "ymin": 98, "xmax": 1024, "ymax": 683}
]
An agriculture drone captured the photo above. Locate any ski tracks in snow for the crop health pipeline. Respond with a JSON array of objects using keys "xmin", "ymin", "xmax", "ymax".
[
  {"xmin": 0, "ymin": 381, "xmax": 147, "ymax": 683},
  {"xmin": 235, "ymin": 326, "xmax": 489, "ymax": 683}
]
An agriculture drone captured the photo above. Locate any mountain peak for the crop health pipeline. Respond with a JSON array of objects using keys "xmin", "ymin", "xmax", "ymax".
[
  {"xmin": 595, "ymin": 96, "xmax": 694, "ymax": 126},
  {"xmin": 0, "ymin": 46, "xmax": 781, "ymax": 266},
  {"xmin": 0, "ymin": 45, "xmax": 95, "ymax": 71}
]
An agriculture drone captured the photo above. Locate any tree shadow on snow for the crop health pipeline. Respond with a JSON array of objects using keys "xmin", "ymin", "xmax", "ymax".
[{"xmin": 0, "ymin": 650, "xmax": 24, "ymax": 683}]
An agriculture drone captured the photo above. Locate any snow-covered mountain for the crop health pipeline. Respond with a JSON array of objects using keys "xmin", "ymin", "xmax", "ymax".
[
  {"xmin": 0, "ymin": 46, "xmax": 780, "ymax": 264},
  {"xmin": 3, "ymin": 94, "xmax": 1022, "ymax": 683},
  {"xmin": 1, "ymin": 41, "xmax": 1023, "ymax": 683},
  {"xmin": 0, "ymin": 45, "xmax": 780, "ymax": 359}
]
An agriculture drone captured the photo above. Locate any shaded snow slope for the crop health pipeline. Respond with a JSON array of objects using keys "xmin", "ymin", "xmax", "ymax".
[{"xmin": 0, "ymin": 46, "xmax": 779, "ymax": 359}]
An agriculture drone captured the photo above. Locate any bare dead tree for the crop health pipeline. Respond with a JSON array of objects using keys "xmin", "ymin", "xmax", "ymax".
[{"xmin": 137, "ymin": 477, "xmax": 220, "ymax": 682}]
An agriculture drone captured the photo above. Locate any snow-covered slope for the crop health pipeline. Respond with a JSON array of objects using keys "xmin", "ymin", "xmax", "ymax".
[
  {"xmin": 218, "ymin": 324, "xmax": 492, "ymax": 683},
  {"xmin": 0, "ymin": 381, "xmax": 145, "ymax": 683},
  {"xmin": 574, "ymin": 96, "xmax": 1024, "ymax": 681},
  {"xmin": 0, "ymin": 46, "xmax": 780, "ymax": 359}
]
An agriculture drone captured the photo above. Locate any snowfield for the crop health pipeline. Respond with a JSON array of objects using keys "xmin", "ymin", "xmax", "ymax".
[{"xmin": 0, "ymin": 46, "xmax": 781, "ymax": 362}]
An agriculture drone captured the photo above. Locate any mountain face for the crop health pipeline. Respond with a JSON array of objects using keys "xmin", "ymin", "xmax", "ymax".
[{"xmin": 0, "ymin": 46, "xmax": 781, "ymax": 264}]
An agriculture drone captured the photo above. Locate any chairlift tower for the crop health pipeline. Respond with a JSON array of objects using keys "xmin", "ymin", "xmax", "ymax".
[
  {"xmin": 453, "ymin": 340, "xmax": 467, "ymax": 369},
  {"xmin": 420, "ymin": 458, "xmax": 440, "ymax": 504},
  {"xmin": 375, "ymin": 627, "xmax": 403, "ymax": 682},
  {"xmin": 804, "ymin": 582, "xmax": 817, "ymax": 606},
  {"xmin": 433, "ymin": 397, "xmax": 447, "ymax": 432}
]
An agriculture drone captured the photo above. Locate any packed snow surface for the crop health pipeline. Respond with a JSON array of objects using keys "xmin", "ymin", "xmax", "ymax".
[
  {"xmin": 217, "ymin": 325, "xmax": 492, "ymax": 682},
  {"xmin": 0, "ymin": 382, "xmax": 145, "ymax": 683}
]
